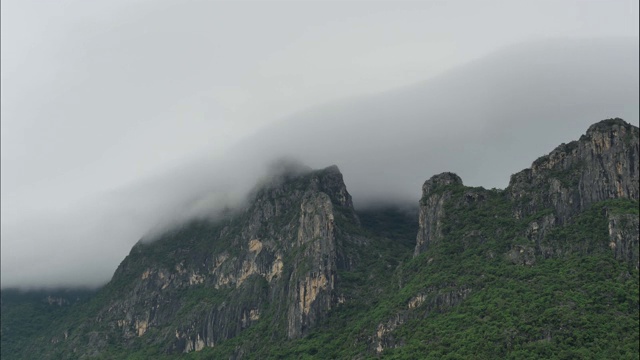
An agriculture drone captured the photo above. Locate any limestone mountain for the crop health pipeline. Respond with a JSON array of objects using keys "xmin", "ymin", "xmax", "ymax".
[
  {"xmin": 71, "ymin": 165, "xmax": 362, "ymax": 355},
  {"xmin": 1, "ymin": 118, "xmax": 638, "ymax": 359},
  {"xmin": 415, "ymin": 118, "xmax": 639, "ymax": 264}
]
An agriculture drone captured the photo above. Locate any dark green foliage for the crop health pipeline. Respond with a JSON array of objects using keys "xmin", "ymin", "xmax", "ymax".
[
  {"xmin": 2, "ymin": 185, "xmax": 638, "ymax": 359},
  {"xmin": 420, "ymin": 183, "xmax": 466, "ymax": 203},
  {"xmin": 601, "ymin": 198, "xmax": 640, "ymax": 216},
  {"xmin": 183, "ymin": 194, "xmax": 637, "ymax": 359},
  {"xmin": 379, "ymin": 255, "xmax": 638, "ymax": 359},
  {"xmin": 544, "ymin": 199, "xmax": 639, "ymax": 256},
  {"xmin": 1, "ymin": 288, "xmax": 97, "ymax": 359}
]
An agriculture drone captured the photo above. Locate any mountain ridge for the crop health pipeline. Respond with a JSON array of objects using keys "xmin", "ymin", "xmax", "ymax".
[{"xmin": 1, "ymin": 118, "xmax": 638, "ymax": 359}]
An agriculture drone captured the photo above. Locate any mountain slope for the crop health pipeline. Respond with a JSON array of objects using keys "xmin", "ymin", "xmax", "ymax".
[{"xmin": 1, "ymin": 118, "xmax": 638, "ymax": 359}]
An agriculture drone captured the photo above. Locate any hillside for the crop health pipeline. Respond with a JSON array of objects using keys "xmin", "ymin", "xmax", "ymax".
[{"xmin": 1, "ymin": 118, "xmax": 638, "ymax": 359}]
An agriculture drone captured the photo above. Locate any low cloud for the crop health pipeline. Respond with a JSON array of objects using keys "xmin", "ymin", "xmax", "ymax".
[{"xmin": 1, "ymin": 38, "xmax": 638, "ymax": 288}]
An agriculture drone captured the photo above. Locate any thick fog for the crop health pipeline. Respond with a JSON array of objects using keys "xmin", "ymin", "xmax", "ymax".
[{"xmin": 1, "ymin": 0, "xmax": 638, "ymax": 288}]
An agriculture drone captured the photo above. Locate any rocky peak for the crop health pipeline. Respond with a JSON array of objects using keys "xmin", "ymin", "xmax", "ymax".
[
  {"xmin": 250, "ymin": 165, "xmax": 353, "ymax": 207},
  {"xmin": 584, "ymin": 117, "xmax": 636, "ymax": 138},
  {"xmin": 508, "ymin": 118, "xmax": 638, "ymax": 222},
  {"xmin": 421, "ymin": 172, "xmax": 463, "ymax": 198},
  {"xmin": 414, "ymin": 118, "xmax": 639, "ymax": 258},
  {"xmin": 77, "ymin": 163, "xmax": 361, "ymax": 356},
  {"xmin": 313, "ymin": 165, "xmax": 355, "ymax": 209},
  {"xmin": 414, "ymin": 172, "xmax": 464, "ymax": 256},
  {"xmin": 245, "ymin": 165, "xmax": 358, "ymax": 236}
]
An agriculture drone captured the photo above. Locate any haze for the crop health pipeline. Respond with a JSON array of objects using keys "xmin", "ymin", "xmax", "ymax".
[{"xmin": 1, "ymin": 0, "xmax": 638, "ymax": 288}]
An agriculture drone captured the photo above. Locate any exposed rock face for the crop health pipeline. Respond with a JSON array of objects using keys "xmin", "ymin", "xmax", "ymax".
[
  {"xmin": 508, "ymin": 118, "xmax": 639, "ymax": 223},
  {"xmin": 172, "ymin": 277, "xmax": 269, "ymax": 352},
  {"xmin": 286, "ymin": 191, "xmax": 338, "ymax": 339},
  {"xmin": 415, "ymin": 119, "xmax": 639, "ymax": 261},
  {"xmin": 372, "ymin": 285, "xmax": 471, "ymax": 353},
  {"xmin": 524, "ymin": 215, "xmax": 556, "ymax": 246},
  {"xmin": 506, "ymin": 245, "xmax": 537, "ymax": 266},
  {"xmin": 390, "ymin": 119, "xmax": 638, "ymax": 358},
  {"xmin": 373, "ymin": 313, "xmax": 405, "ymax": 354},
  {"xmin": 607, "ymin": 212, "xmax": 640, "ymax": 269},
  {"xmin": 414, "ymin": 172, "xmax": 463, "ymax": 255},
  {"xmin": 66, "ymin": 165, "xmax": 359, "ymax": 356}
]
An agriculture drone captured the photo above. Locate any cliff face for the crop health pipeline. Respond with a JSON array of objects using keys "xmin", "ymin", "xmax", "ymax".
[
  {"xmin": 414, "ymin": 172, "xmax": 462, "ymax": 255},
  {"xmin": 608, "ymin": 212, "xmax": 640, "ymax": 269},
  {"xmin": 508, "ymin": 118, "xmax": 638, "ymax": 223},
  {"xmin": 415, "ymin": 118, "xmax": 639, "ymax": 262},
  {"xmin": 95, "ymin": 118, "xmax": 639, "ymax": 357},
  {"xmin": 59, "ymin": 165, "xmax": 360, "ymax": 356},
  {"xmin": 376, "ymin": 119, "xmax": 638, "ymax": 356}
]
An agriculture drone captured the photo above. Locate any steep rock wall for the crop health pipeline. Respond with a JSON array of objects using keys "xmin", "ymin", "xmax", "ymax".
[
  {"xmin": 607, "ymin": 212, "xmax": 639, "ymax": 269},
  {"xmin": 61, "ymin": 165, "xmax": 359, "ymax": 356},
  {"xmin": 414, "ymin": 119, "xmax": 638, "ymax": 258},
  {"xmin": 414, "ymin": 172, "xmax": 463, "ymax": 255},
  {"xmin": 508, "ymin": 118, "xmax": 638, "ymax": 223}
]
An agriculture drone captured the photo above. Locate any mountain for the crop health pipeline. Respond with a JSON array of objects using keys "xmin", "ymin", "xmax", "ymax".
[
  {"xmin": 4, "ymin": 39, "xmax": 638, "ymax": 291},
  {"xmin": 1, "ymin": 118, "xmax": 638, "ymax": 359}
]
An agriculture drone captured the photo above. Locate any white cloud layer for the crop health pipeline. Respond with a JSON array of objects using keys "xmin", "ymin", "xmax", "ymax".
[{"xmin": 1, "ymin": 0, "xmax": 638, "ymax": 288}]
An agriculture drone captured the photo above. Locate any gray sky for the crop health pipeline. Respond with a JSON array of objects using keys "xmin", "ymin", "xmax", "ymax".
[{"xmin": 2, "ymin": 0, "xmax": 639, "ymax": 288}]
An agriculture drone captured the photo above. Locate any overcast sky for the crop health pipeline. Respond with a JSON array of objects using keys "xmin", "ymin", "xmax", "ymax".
[{"xmin": 2, "ymin": 0, "xmax": 639, "ymax": 288}]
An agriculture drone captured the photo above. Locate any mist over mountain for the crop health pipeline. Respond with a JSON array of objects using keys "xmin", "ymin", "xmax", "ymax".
[
  {"xmin": 1, "ymin": 38, "xmax": 638, "ymax": 289},
  {"xmin": 109, "ymin": 38, "xmax": 640, "ymax": 246},
  {"xmin": 2, "ymin": 118, "xmax": 638, "ymax": 359},
  {"xmin": 224, "ymin": 38, "xmax": 640, "ymax": 204}
]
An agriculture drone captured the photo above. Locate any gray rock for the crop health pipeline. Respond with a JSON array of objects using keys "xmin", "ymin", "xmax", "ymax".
[
  {"xmin": 414, "ymin": 172, "xmax": 463, "ymax": 255},
  {"xmin": 508, "ymin": 118, "xmax": 638, "ymax": 223}
]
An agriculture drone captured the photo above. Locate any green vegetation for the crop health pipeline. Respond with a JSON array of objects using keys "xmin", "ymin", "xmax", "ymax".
[
  {"xmin": 2, "ymin": 188, "xmax": 638, "ymax": 359},
  {"xmin": 182, "ymin": 196, "xmax": 637, "ymax": 359},
  {"xmin": 1, "ymin": 289, "xmax": 97, "ymax": 359}
]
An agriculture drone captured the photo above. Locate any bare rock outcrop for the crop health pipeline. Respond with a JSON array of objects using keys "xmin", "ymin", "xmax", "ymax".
[
  {"xmin": 414, "ymin": 172, "xmax": 463, "ymax": 255},
  {"xmin": 508, "ymin": 118, "xmax": 638, "ymax": 223},
  {"xmin": 65, "ymin": 165, "xmax": 360, "ymax": 356},
  {"xmin": 607, "ymin": 212, "xmax": 639, "ymax": 269}
]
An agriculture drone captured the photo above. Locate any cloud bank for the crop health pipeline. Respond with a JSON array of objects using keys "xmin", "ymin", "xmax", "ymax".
[{"xmin": 2, "ymin": 38, "xmax": 638, "ymax": 288}]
